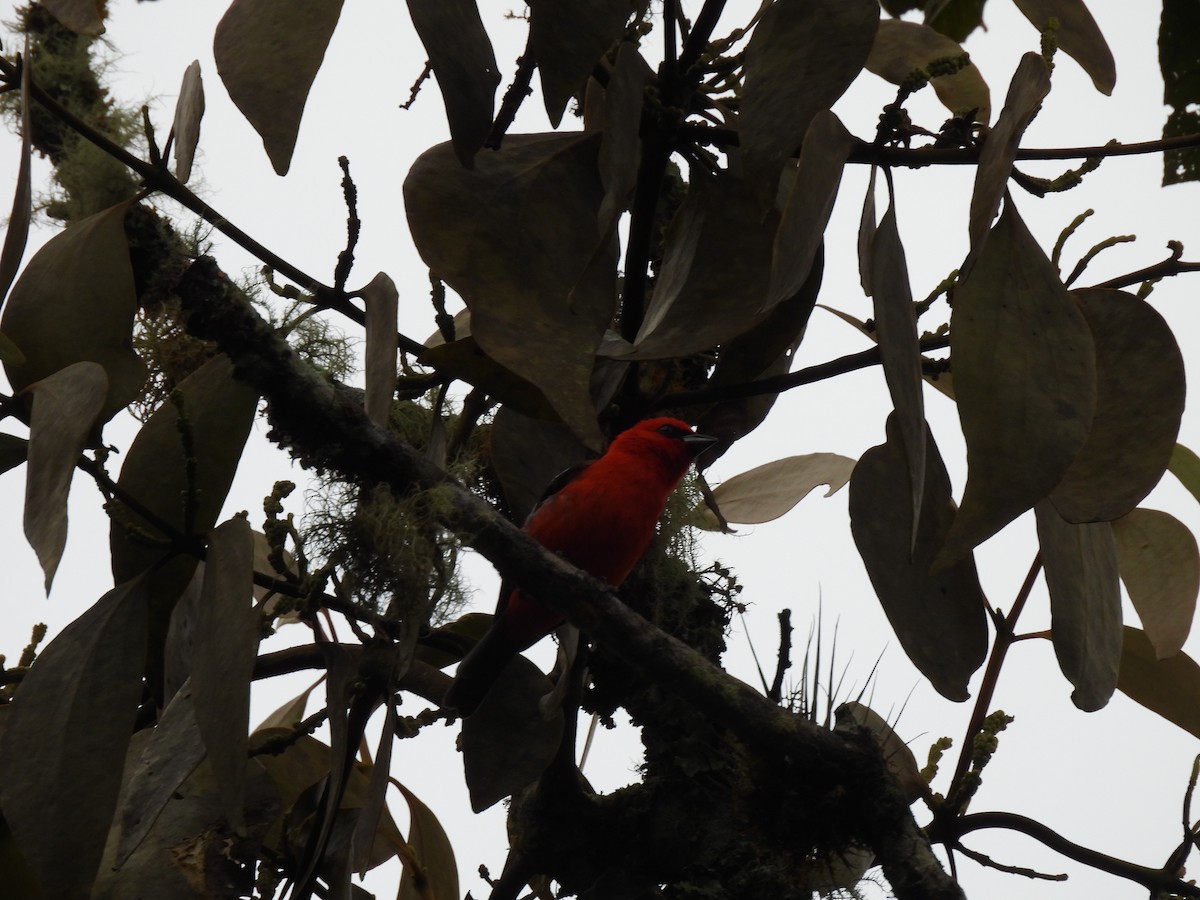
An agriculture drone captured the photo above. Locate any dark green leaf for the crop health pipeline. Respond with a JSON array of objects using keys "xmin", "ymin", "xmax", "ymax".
[
  {"xmin": 396, "ymin": 780, "xmax": 460, "ymax": 900},
  {"xmin": 1, "ymin": 200, "xmax": 146, "ymax": 422},
  {"xmin": 926, "ymin": 0, "xmax": 988, "ymax": 42},
  {"xmin": 490, "ymin": 405, "xmax": 589, "ymax": 524},
  {"xmin": 0, "ymin": 577, "xmax": 148, "ymax": 899},
  {"xmin": 967, "ymin": 54, "xmax": 1050, "ymax": 256},
  {"xmin": 850, "ymin": 416, "xmax": 988, "ymax": 701},
  {"xmin": 0, "ymin": 44, "xmax": 32, "ymax": 307},
  {"xmin": 1170, "ymin": 444, "xmax": 1200, "ymax": 505},
  {"xmin": 1118, "ymin": 626, "xmax": 1200, "ymax": 739},
  {"xmin": 739, "ymin": 0, "xmax": 877, "ymax": 195},
  {"xmin": 419, "ymin": 337, "xmax": 557, "ymax": 423},
  {"xmin": 1161, "ymin": 0, "xmax": 1200, "ymax": 184},
  {"xmin": 0, "ymin": 433, "xmax": 28, "ymax": 476},
  {"xmin": 405, "ymin": 133, "xmax": 615, "ymax": 448},
  {"xmin": 1051, "ymin": 290, "xmax": 1185, "ymax": 522},
  {"xmin": 598, "ymin": 43, "xmax": 653, "ymax": 230},
  {"xmin": 461, "ymin": 655, "xmax": 564, "ymax": 811},
  {"xmin": 1113, "ymin": 509, "xmax": 1199, "ymax": 660},
  {"xmin": 939, "ymin": 200, "xmax": 1095, "ymax": 566},
  {"xmin": 1035, "ymin": 501, "xmax": 1121, "ymax": 711},
  {"xmin": 351, "ymin": 703, "xmax": 396, "ymax": 875},
  {"xmin": 407, "ymin": 0, "xmax": 500, "ymax": 167},
  {"xmin": 23, "ymin": 361, "xmax": 108, "ymax": 591},
  {"xmin": 866, "ymin": 19, "xmax": 991, "ymax": 122},
  {"xmin": 1013, "ymin": 0, "xmax": 1115, "ymax": 94},
  {"xmin": 213, "ymin": 0, "xmax": 345, "ymax": 175}
]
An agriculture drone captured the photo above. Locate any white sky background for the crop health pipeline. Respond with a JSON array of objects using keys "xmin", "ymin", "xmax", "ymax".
[{"xmin": 2, "ymin": 1, "xmax": 1200, "ymax": 898}]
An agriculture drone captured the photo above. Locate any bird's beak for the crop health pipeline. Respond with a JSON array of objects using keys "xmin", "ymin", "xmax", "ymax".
[{"xmin": 682, "ymin": 431, "xmax": 720, "ymax": 456}]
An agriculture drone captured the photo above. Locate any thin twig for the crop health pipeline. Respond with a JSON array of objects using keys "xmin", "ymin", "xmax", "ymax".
[
  {"xmin": 333, "ymin": 156, "xmax": 360, "ymax": 294},
  {"xmin": 484, "ymin": 36, "xmax": 536, "ymax": 149},
  {"xmin": 951, "ymin": 840, "xmax": 1067, "ymax": 881},
  {"xmin": 768, "ymin": 609, "xmax": 793, "ymax": 703}
]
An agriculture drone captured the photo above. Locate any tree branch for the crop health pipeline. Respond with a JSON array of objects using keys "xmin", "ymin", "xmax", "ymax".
[{"xmin": 175, "ymin": 255, "xmax": 963, "ymax": 900}]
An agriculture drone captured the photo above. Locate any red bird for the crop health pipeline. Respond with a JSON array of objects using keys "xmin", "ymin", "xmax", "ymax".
[{"xmin": 445, "ymin": 417, "xmax": 717, "ymax": 715}]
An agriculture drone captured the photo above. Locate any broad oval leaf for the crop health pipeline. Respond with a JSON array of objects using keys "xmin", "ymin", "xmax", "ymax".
[
  {"xmin": 1118, "ymin": 626, "xmax": 1200, "ymax": 739},
  {"xmin": 938, "ymin": 200, "xmax": 1096, "ymax": 566},
  {"xmin": 968, "ymin": 53, "xmax": 1050, "ymax": 256},
  {"xmin": 395, "ymin": 781, "xmax": 459, "ymax": 900},
  {"xmin": 1013, "ymin": 0, "xmax": 1116, "ymax": 95},
  {"xmin": 0, "ymin": 577, "xmax": 148, "ymax": 899},
  {"xmin": 461, "ymin": 655, "xmax": 564, "ymax": 812},
  {"xmin": 627, "ymin": 174, "xmax": 777, "ymax": 359},
  {"xmin": 23, "ymin": 362, "xmax": 108, "ymax": 592},
  {"xmin": 527, "ymin": 0, "xmax": 635, "ymax": 127},
  {"xmin": 39, "ymin": 0, "xmax": 104, "ymax": 35},
  {"xmin": 697, "ymin": 452, "xmax": 854, "ymax": 531},
  {"xmin": 871, "ymin": 203, "xmax": 925, "ymax": 548},
  {"xmin": 1050, "ymin": 289, "xmax": 1185, "ymax": 522},
  {"xmin": 407, "ymin": 0, "xmax": 500, "ymax": 167},
  {"xmin": 766, "ymin": 111, "xmax": 855, "ymax": 311},
  {"xmin": 739, "ymin": 0, "xmax": 877, "ymax": 194},
  {"xmin": 191, "ymin": 517, "xmax": 257, "ymax": 830},
  {"xmin": 850, "ymin": 416, "xmax": 988, "ymax": 701},
  {"xmin": 1, "ymin": 200, "xmax": 146, "ymax": 422},
  {"xmin": 405, "ymin": 133, "xmax": 615, "ymax": 448},
  {"xmin": 361, "ymin": 272, "xmax": 399, "ymax": 427},
  {"xmin": 213, "ymin": 0, "xmax": 345, "ymax": 175},
  {"xmin": 866, "ymin": 19, "xmax": 992, "ymax": 123},
  {"xmin": 171, "ymin": 60, "xmax": 205, "ymax": 184},
  {"xmin": 1035, "ymin": 501, "xmax": 1121, "ymax": 711},
  {"xmin": 1112, "ymin": 508, "xmax": 1200, "ymax": 660}
]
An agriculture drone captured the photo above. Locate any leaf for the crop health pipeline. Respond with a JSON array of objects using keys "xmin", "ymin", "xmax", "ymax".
[
  {"xmin": 406, "ymin": 0, "xmax": 500, "ymax": 167},
  {"xmin": 1112, "ymin": 509, "xmax": 1200, "ymax": 660},
  {"xmin": 405, "ymin": 133, "xmax": 615, "ymax": 448},
  {"xmin": 352, "ymin": 703, "xmax": 396, "ymax": 875},
  {"xmin": 418, "ymin": 337, "xmax": 557, "ymax": 422},
  {"xmin": 255, "ymin": 676, "xmax": 324, "ymax": 731},
  {"xmin": 1170, "ymin": 444, "xmax": 1200, "ymax": 506},
  {"xmin": 857, "ymin": 166, "xmax": 878, "ymax": 295},
  {"xmin": 850, "ymin": 416, "xmax": 988, "ymax": 701},
  {"xmin": 871, "ymin": 204, "xmax": 925, "ymax": 549},
  {"xmin": 0, "ymin": 433, "xmax": 29, "ymax": 476},
  {"xmin": 598, "ymin": 43, "xmax": 652, "ymax": 231},
  {"xmin": 925, "ymin": 0, "xmax": 987, "ymax": 42},
  {"xmin": 1050, "ymin": 290, "xmax": 1185, "ymax": 523},
  {"xmin": 171, "ymin": 60, "xmax": 205, "ymax": 184},
  {"xmin": 1, "ymin": 200, "xmax": 146, "ymax": 422},
  {"xmin": 23, "ymin": 361, "xmax": 108, "ymax": 592},
  {"xmin": 0, "ymin": 577, "xmax": 148, "ymax": 899},
  {"xmin": 1118, "ymin": 626, "xmax": 1200, "ymax": 739},
  {"xmin": 0, "ymin": 39, "xmax": 32, "ymax": 307},
  {"xmin": 766, "ymin": 111, "xmax": 855, "ymax": 311},
  {"xmin": 1160, "ymin": 0, "xmax": 1200, "ymax": 185},
  {"xmin": 938, "ymin": 200, "xmax": 1095, "ymax": 567},
  {"xmin": 739, "ymin": 0, "xmax": 878, "ymax": 194},
  {"xmin": 967, "ymin": 54, "xmax": 1050, "ymax": 257},
  {"xmin": 213, "ymin": 0, "xmax": 345, "ymax": 175},
  {"xmin": 835, "ymin": 701, "xmax": 925, "ymax": 803},
  {"xmin": 866, "ymin": 19, "xmax": 992, "ymax": 123},
  {"xmin": 461, "ymin": 655, "xmax": 564, "ymax": 812},
  {"xmin": 527, "ymin": 0, "xmax": 636, "ymax": 127},
  {"xmin": 114, "ymin": 683, "xmax": 207, "ymax": 868},
  {"xmin": 191, "ymin": 517, "xmax": 257, "ymax": 830},
  {"xmin": 1035, "ymin": 501, "xmax": 1121, "ymax": 711},
  {"xmin": 627, "ymin": 174, "xmax": 777, "ymax": 358},
  {"xmin": 395, "ymin": 781, "xmax": 459, "ymax": 900},
  {"xmin": 1013, "ymin": 0, "xmax": 1116, "ymax": 95},
  {"xmin": 361, "ymin": 272, "xmax": 399, "ymax": 427},
  {"xmin": 696, "ymin": 453, "xmax": 854, "ymax": 530},
  {"xmin": 417, "ymin": 612, "xmax": 494, "ymax": 670},
  {"xmin": 38, "ymin": 0, "xmax": 105, "ymax": 35},
  {"xmin": 490, "ymin": 405, "xmax": 589, "ymax": 524}
]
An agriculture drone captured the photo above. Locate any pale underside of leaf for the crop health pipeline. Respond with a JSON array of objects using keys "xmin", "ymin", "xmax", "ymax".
[
  {"xmin": 172, "ymin": 60, "xmax": 205, "ymax": 184},
  {"xmin": 738, "ymin": 0, "xmax": 878, "ymax": 195},
  {"xmin": 1050, "ymin": 289, "xmax": 1185, "ymax": 523},
  {"xmin": 40, "ymin": 0, "xmax": 105, "ymax": 35},
  {"xmin": 939, "ymin": 200, "xmax": 1095, "ymax": 567},
  {"xmin": 1035, "ymin": 501, "xmax": 1122, "ymax": 711},
  {"xmin": 967, "ymin": 53, "xmax": 1050, "ymax": 258},
  {"xmin": 850, "ymin": 416, "xmax": 988, "ymax": 701},
  {"xmin": 866, "ymin": 18, "xmax": 992, "ymax": 123},
  {"xmin": 766, "ymin": 110, "xmax": 855, "ymax": 311},
  {"xmin": 23, "ymin": 361, "xmax": 108, "ymax": 592},
  {"xmin": 213, "ymin": 0, "xmax": 345, "ymax": 175},
  {"xmin": 407, "ymin": 0, "xmax": 500, "ymax": 167},
  {"xmin": 1118, "ymin": 626, "xmax": 1200, "ymax": 740},
  {"xmin": 361, "ymin": 272, "xmax": 400, "ymax": 427},
  {"xmin": 1112, "ymin": 508, "xmax": 1200, "ymax": 660},
  {"xmin": 698, "ymin": 452, "xmax": 854, "ymax": 531},
  {"xmin": 1013, "ymin": 0, "xmax": 1116, "ymax": 94},
  {"xmin": 1, "ymin": 200, "xmax": 146, "ymax": 422}
]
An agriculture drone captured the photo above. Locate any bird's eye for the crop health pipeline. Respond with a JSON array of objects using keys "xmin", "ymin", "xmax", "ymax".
[{"xmin": 656, "ymin": 423, "xmax": 689, "ymax": 438}]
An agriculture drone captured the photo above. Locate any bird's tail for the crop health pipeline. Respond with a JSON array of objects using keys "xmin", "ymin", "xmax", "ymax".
[{"xmin": 443, "ymin": 626, "xmax": 521, "ymax": 716}]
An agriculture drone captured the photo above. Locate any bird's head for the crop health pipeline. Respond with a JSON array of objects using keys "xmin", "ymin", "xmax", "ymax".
[{"xmin": 610, "ymin": 417, "xmax": 718, "ymax": 480}]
